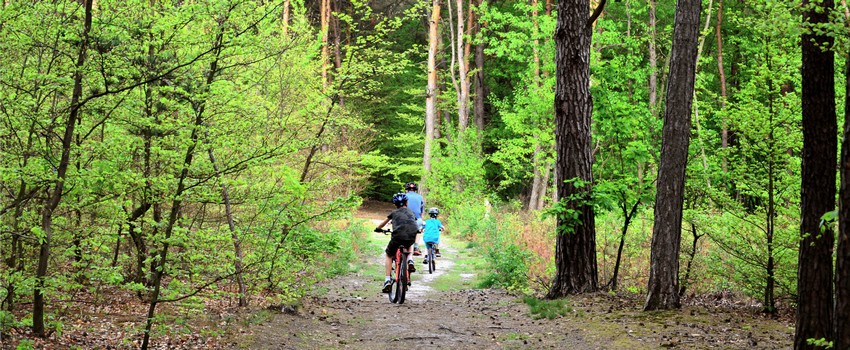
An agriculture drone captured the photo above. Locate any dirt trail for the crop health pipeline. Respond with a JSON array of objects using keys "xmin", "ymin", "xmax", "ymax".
[{"xmin": 244, "ymin": 203, "xmax": 794, "ymax": 349}]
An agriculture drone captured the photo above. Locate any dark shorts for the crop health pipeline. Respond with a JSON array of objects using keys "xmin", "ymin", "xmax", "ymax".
[{"xmin": 385, "ymin": 238, "xmax": 415, "ymax": 257}]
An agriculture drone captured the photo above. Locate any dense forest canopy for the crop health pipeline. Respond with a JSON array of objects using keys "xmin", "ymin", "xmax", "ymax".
[{"xmin": 0, "ymin": 0, "xmax": 849, "ymax": 348}]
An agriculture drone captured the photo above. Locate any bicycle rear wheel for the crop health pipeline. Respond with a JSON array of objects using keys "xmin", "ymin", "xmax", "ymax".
[{"xmin": 397, "ymin": 253, "xmax": 408, "ymax": 304}]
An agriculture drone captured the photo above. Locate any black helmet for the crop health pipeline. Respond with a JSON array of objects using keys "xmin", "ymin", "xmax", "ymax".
[
  {"xmin": 428, "ymin": 207, "xmax": 439, "ymax": 217},
  {"xmin": 392, "ymin": 193, "xmax": 408, "ymax": 207},
  {"xmin": 405, "ymin": 182, "xmax": 418, "ymax": 192}
]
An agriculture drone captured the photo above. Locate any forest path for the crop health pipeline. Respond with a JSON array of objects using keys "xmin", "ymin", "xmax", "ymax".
[
  {"xmin": 242, "ymin": 201, "xmax": 793, "ymax": 349},
  {"xmin": 244, "ymin": 201, "xmax": 594, "ymax": 349}
]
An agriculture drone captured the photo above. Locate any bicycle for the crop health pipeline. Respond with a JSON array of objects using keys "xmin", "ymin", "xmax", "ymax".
[
  {"xmin": 380, "ymin": 229, "xmax": 410, "ymax": 304},
  {"xmin": 424, "ymin": 241, "xmax": 436, "ymax": 274}
]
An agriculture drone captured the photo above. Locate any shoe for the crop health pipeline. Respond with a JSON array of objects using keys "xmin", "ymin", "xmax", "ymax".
[
  {"xmin": 422, "ymin": 259, "xmax": 428, "ymax": 264},
  {"xmin": 408, "ymin": 260, "xmax": 416, "ymax": 273},
  {"xmin": 413, "ymin": 249, "xmax": 422, "ymax": 256},
  {"xmin": 382, "ymin": 280, "xmax": 392, "ymax": 293},
  {"xmin": 435, "ymin": 252, "xmax": 441, "ymax": 257}
]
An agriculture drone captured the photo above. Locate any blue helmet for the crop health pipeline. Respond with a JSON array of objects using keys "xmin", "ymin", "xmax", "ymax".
[
  {"xmin": 392, "ymin": 193, "xmax": 408, "ymax": 207},
  {"xmin": 428, "ymin": 207, "xmax": 439, "ymax": 217}
]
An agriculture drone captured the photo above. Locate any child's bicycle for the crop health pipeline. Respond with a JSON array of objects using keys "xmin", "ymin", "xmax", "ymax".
[
  {"xmin": 379, "ymin": 229, "xmax": 410, "ymax": 304},
  {"xmin": 424, "ymin": 242, "xmax": 437, "ymax": 274}
]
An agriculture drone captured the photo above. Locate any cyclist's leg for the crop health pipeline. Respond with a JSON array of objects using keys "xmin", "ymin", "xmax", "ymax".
[{"xmin": 384, "ymin": 240, "xmax": 401, "ymax": 291}]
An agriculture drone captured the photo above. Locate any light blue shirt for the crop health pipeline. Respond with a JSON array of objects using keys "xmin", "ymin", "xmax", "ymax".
[
  {"xmin": 405, "ymin": 191, "xmax": 424, "ymax": 219},
  {"xmin": 422, "ymin": 218, "xmax": 443, "ymax": 243}
]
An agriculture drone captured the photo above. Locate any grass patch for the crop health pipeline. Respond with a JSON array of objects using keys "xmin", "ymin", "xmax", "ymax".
[
  {"xmin": 523, "ymin": 296, "xmax": 572, "ymax": 320},
  {"xmin": 431, "ymin": 236, "xmax": 487, "ymax": 291},
  {"xmin": 245, "ymin": 310, "xmax": 273, "ymax": 326},
  {"xmin": 498, "ymin": 332, "xmax": 530, "ymax": 341}
]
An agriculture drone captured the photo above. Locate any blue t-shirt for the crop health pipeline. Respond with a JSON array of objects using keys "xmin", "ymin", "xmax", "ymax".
[
  {"xmin": 422, "ymin": 218, "xmax": 443, "ymax": 243},
  {"xmin": 405, "ymin": 191, "xmax": 424, "ymax": 219}
]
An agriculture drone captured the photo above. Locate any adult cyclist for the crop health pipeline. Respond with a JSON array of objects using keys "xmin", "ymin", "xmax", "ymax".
[{"xmin": 404, "ymin": 182, "xmax": 425, "ymax": 255}]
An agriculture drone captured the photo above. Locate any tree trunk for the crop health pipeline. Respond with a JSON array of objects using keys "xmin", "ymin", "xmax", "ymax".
[
  {"xmin": 764, "ymin": 53, "xmax": 777, "ymax": 314},
  {"xmin": 472, "ymin": 0, "xmax": 486, "ymax": 131},
  {"xmin": 34, "ymin": 0, "xmax": 93, "ymax": 336},
  {"xmin": 332, "ymin": 0, "xmax": 344, "ymax": 108},
  {"xmin": 678, "ymin": 222, "xmax": 703, "ymax": 297},
  {"xmin": 610, "ymin": 200, "xmax": 640, "ymax": 291},
  {"xmin": 456, "ymin": 0, "xmax": 469, "ymax": 130},
  {"xmin": 424, "ymin": 0, "xmax": 441, "ymax": 177},
  {"xmin": 644, "ymin": 0, "xmax": 701, "ymax": 311},
  {"xmin": 527, "ymin": 0, "xmax": 543, "ymax": 211},
  {"xmin": 320, "ymin": 0, "xmax": 330, "ymax": 88},
  {"xmin": 836, "ymin": 51, "xmax": 850, "ymax": 350},
  {"xmin": 836, "ymin": 0, "xmax": 850, "ymax": 341},
  {"xmin": 648, "ymin": 0, "xmax": 658, "ymax": 118},
  {"xmin": 795, "ymin": 0, "xmax": 836, "ymax": 347},
  {"xmin": 716, "ymin": 0, "xmax": 728, "ymax": 172},
  {"xmin": 282, "ymin": 0, "xmax": 290, "ymax": 36},
  {"xmin": 206, "ymin": 142, "xmax": 247, "ymax": 307},
  {"xmin": 547, "ymin": 0, "xmax": 601, "ymax": 298}
]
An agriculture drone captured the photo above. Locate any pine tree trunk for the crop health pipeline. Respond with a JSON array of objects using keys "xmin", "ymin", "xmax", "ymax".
[
  {"xmin": 644, "ymin": 0, "xmax": 701, "ymax": 311},
  {"xmin": 282, "ymin": 0, "xmax": 290, "ymax": 36},
  {"xmin": 456, "ymin": 0, "xmax": 469, "ymax": 130},
  {"xmin": 424, "ymin": 0, "xmax": 441, "ymax": 177},
  {"xmin": 648, "ymin": 0, "xmax": 658, "ymax": 117},
  {"xmin": 547, "ymin": 0, "xmax": 599, "ymax": 298},
  {"xmin": 472, "ymin": 5, "xmax": 486, "ymax": 131},
  {"xmin": 795, "ymin": 0, "xmax": 836, "ymax": 347}
]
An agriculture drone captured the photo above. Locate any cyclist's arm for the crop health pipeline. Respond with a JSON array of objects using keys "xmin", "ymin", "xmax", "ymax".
[{"xmin": 375, "ymin": 217, "xmax": 391, "ymax": 232}]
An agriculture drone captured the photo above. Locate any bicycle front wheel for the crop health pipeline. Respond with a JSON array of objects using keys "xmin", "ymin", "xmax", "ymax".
[{"xmin": 429, "ymin": 248, "xmax": 436, "ymax": 274}]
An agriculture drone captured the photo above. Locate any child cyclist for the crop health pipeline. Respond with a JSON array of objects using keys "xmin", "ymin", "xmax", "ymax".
[
  {"xmin": 422, "ymin": 207, "xmax": 444, "ymax": 264},
  {"xmin": 374, "ymin": 193, "xmax": 419, "ymax": 293}
]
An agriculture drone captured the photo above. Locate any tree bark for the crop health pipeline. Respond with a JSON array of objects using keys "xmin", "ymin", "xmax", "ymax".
[
  {"xmin": 472, "ymin": 0, "xmax": 486, "ymax": 131},
  {"xmin": 456, "ymin": 0, "xmax": 469, "ymax": 130},
  {"xmin": 836, "ymin": 1, "xmax": 850, "ymax": 344},
  {"xmin": 795, "ymin": 0, "xmax": 836, "ymax": 347},
  {"xmin": 644, "ymin": 0, "xmax": 701, "ymax": 311},
  {"xmin": 424, "ymin": 0, "xmax": 441, "ymax": 177},
  {"xmin": 716, "ymin": 0, "xmax": 728, "ymax": 172},
  {"xmin": 33, "ymin": 0, "xmax": 93, "ymax": 336},
  {"xmin": 836, "ymin": 51, "xmax": 850, "ymax": 350},
  {"xmin": 648, "ymin": 0, "xmax": 658, "ymax": 118},
  {"xmin": 282, "ymin": 0, "xmax": 290, "ymax": 36},
  {"xmin": 547, "ymin": 0, "xmax": 600, "ymax": 298},
  {"xmin": 321, "ymin": 0, "xmax": 330, "ymax": 88}
]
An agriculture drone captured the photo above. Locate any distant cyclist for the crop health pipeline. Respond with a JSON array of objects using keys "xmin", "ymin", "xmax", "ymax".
[
  {"xmin": 404, "ymin": 182, "xmax": 425, "ymax": 255},
  {"xmin": 422, "ymin": 207, "xmax": 444, "ymax": 264},
  {"xmin": 374, "ymin": 193, "xmax": 419, "ymax": 293}
]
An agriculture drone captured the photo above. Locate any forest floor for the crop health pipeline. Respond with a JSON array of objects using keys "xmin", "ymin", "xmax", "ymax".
[
  {"xmin": 239, "ymin": 201, "xmax": 795, "ymax": 350},
  {"xmin": 0, "ymin": 201, "xmax": 795, "ymax": 349}
]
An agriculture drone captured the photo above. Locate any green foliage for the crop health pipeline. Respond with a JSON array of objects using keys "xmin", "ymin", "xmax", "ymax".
[
  {"xmin": 806, "ymin": 338, "xmax": 834, "ymax": 349},
  {"xmin": 522, "ymin": 296, "xmax": 572, "ymax": 320},
  {"xmin": 480, "ymin": 240, "xmax": 532, "ymax": 292}
]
